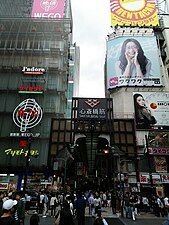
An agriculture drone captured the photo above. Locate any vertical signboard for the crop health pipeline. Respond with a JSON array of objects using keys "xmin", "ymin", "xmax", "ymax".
[
  {"xmin": 110, "ymin": 0, "xmax": 159, "ymax": 26},
  {"xmin": 31, "ymin": 0, "xmax": 65, "ymax": 18},
  {"xmin": 133, "ymin": 92, "xmax": 169, "ymax": 130},
  {"xmin": 107, "ymin": 36, "xmax": 162, "ymax": 89}
]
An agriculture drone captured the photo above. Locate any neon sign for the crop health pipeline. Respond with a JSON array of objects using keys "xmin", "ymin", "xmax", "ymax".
[
  {"xmin": 13, "ymin": 99, "xmax": 43, "ymax": 132},
  {"xmin": 22, "ymin": 67, "xmax": 45, "ymax": 75},
  {"xmin": 5, "ymin": 149, "xmax": 39, "ymax": 157},
  {"xmin": 18, "ymin": 86, "xmax": 44, "ymax": 94}
]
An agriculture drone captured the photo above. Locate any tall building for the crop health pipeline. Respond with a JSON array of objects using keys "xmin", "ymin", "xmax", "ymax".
[
  {"xmin": 66, "ymin": 42, "xmax": 80, "ymax": 118},
  {"xmin": 0, "ymin": 0, "xmax": 74, "ymax": 188},
  {"xmin": 106, "ymin": 0, "xmax": 169, "ymax": 195}
]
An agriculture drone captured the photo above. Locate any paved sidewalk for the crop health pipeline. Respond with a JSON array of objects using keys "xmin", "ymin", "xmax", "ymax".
[{"xmin": 85, "ymin": 206, "xmax": 167, "ymax": 222}]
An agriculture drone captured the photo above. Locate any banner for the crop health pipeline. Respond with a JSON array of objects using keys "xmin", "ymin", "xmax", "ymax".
[
  {"xmin": 31, "ymin": 0, "xmax": 65, "ymax": 18},
  {"xmin": 107, "ymin": 36, "xmax": 162, "ymax": 89},
  {"xmin": 110, "ymin": 0, "xmax": 159, "ymax": 27},
  {"xmin": 133, "ymin": 92, "xmax": 169, "ymax": 130}
]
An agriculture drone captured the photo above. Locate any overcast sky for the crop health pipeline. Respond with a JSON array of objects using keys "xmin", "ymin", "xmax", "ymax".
[{"xmin": 71, "ymin": 0, "xmax": 111, "ymax": 98}]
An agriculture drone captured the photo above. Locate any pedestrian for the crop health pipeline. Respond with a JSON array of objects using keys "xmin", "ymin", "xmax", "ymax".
[
  {"xmin": 93, "ymin": 210, "xmax": 108, "ymax": 225},
  {"xmin": 42, "ymin": 193, "xmax": 48, "ymax": 218},
  {"xmin": 88, "ymin": 192, "xmax": 95, "ymax": 216},
  {"xmin": 14, "ymin": 192, "xmax": 25, "ymax": 225},
  {"xmin": 55, "ymin": 201, "xmax": 74, "ymax": 225},
  {"xmin": 74, "ymin": 191, "xmax": 86, "ymax": 225},
  {"xmin": 111, "ymin": 191, "xmax": 117, "ymax": 214},
  {"xmin": 0, "ymin": 192, "xmax": 4, "ymax": 216},
  {"xmin": 0, "ymin": 199, "xmax": 18, "ymax": 225},
  {"xmin": 50, "ymin": 193, "xmax": 57, "ymax": 217},
  {"xmin": 30, "ymin": 211, "xmax": 39, "ymax": 225},
  {"xmin": 94, "ymin": 195, "xmax": 101, "ymax": 215}
]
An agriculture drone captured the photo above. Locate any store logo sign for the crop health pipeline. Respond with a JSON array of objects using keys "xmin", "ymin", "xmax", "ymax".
[
  {"xmin": 13, "ymin": 99, "xmax": 43, "ymax": 132},
  {"xmin": 40, "ymin": 0, "xmax": 58, "ymax": 12}
]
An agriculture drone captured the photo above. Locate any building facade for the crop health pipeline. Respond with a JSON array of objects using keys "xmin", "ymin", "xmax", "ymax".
[
  {"xmin": 106, "ymin": 0, "xmax": 169, "ymax": 195},
  {"xmin": 0, "ymin": 0, "xmax": 73, "ymax": 189}
]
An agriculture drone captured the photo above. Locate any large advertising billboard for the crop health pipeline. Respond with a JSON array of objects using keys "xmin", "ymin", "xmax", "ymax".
[
  {"xmin": 133, "ymin": 92, "xmax": 169, "ymax": 130},
  {"xmin": 31, "ymin": 0, "xmax": 65, "ymax": 18},
  {"xmin": 107, "ymin": 36, "xmax": 162, "ymax": 89},
  {"xmin": 110, "ymin": 0, "xmax": 159, "ymax": 27}
]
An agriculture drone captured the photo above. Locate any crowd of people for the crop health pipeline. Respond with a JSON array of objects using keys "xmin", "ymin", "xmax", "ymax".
[{"xmin": 0, "ymin": 189, "xmax": 169, "ymax": 225}]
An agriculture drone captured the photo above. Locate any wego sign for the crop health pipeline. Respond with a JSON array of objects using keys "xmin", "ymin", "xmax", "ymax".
[
  {"xmin": 13, "ymin": 99, "xmax": 43, "ymax": 132},
  {"xmin": 31, "ymin": 0, "xmax": 64, "ymax": 18}
]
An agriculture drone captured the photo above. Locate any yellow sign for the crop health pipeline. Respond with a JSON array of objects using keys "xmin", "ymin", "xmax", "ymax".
[
  {"xmin": 110, "ymin": 0, "xmax": 159, "ymax": 26},
  {"xmin": 5, "ymin": 149, "xmax": 39, "ymax": 157}
]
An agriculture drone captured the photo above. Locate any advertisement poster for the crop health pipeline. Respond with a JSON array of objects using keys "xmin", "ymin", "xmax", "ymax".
[
  {"xmin": 133, "ymin": 92, "xmax": 169, "ymax": 130},
  {"xmin": 31, "ymin": 0, "xmax": 65, "ymax": 18},
  {"xmin": 110, "ymin": 0, "xmax": 159, "ymax": 27},
  {"xmin": 107, "ymin": 36, "xmax": 162, "ymax": 89},
  {"xmin": 154, "ymin": 156, "xmax": 167, "ymax": 173}
]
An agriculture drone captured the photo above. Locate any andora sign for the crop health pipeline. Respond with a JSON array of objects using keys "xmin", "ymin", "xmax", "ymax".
[{"xmin": 110, "ymin": 0, "xmax": 159, "ymax": 26}]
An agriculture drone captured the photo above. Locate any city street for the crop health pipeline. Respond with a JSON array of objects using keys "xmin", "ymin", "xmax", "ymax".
[{"xmin": 24, "ymin": 208, "xmax": 166, "ymax": 225}]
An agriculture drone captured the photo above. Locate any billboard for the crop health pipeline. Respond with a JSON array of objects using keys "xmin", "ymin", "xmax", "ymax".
[
  {"xmin": 31, "ymin": 0, "xmax": 64, "ymax": 18},
  {"xmin": 107, "ymin": 36, "xmax": 162, "ymax": 89},
  {"xmin": 133, "ymin": 92, "xmax": 169, "ymax": 130},
  {"xmin": 110, "ymin": 0, "xmax": 159, "ymax": 27}
]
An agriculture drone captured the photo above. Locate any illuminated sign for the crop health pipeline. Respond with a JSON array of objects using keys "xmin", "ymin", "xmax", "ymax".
[
  {"xmin": 148, "ymin": 147, "xmax": 169, "ymax": 155},
  {"xmin": 77, "ymin": 98, "xmax": 108, "ymax": 120},
  {"xmin": 110, "ymin": 0, "xmax": 159, "ymax": 27},
  {"xmin": 22, "ymin": 67, "xmax": 45, "ymax": 75},
  {"xmin": 18, "ymin": 86, "xmax": 44, "ymax": 94},
  {"xmin": 0, "ymin": 183, "xmax": 8, "ymax": 190},
  {"xmin": 31, "ymin": 0, "xmax": 65, "ymax": 18},
  {"xmin": 10, "ymin": 133, "xmax": 40, "ymax": 138},
  {"xmin": 13, "ymin": 99, "xmax": 43, "ymax": 132},
  {"xmin": 5, "ymin": 149, "xmax": 39, "ymax": 157}
]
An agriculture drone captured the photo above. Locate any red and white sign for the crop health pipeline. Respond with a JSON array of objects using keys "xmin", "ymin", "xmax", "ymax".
[
  {"xmin": 31, "ymin": 0, "xmax": 65, "ymax": 18},
  {"xmin": 149, "ymin": 147, "xmax": 169, "ymax": 155},
  {"xmin": 161, "ymin": 174, "xmax": 169, "ymax": 183},
  {"xmin": 140, "ymin": 174, "xmax": 150, "ymax": 184},
  {"xmin": 18, "ymin": 86, "xmax": 44, "ymax": 92},
  {"xmin": 0, "ymin": 183, "xmax": 8, "ymax": 190},
  {"xmin": 22, "ymin": 67, "xmax": 45, "ymax": 75}
]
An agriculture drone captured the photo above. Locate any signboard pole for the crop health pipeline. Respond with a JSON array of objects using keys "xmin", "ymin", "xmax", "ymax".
[
  {"xmin": 145, "ymin": 135, "xmax": 154, "ymax": 189},
  {"xmin": 23, "ymin": 139, "xmax": 31, "ymax": 192}
]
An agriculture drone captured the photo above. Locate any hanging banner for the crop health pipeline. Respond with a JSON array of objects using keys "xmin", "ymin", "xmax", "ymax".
[{"xmin": 110, "ymin": 0, "xmax": 159, "ymax": 27}]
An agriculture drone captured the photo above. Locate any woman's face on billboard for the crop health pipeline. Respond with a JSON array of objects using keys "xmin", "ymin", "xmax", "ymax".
[
  {"xmin": 125, "ymin": 41, "xmax": 138, "ymax": 58},
  {"xmin": 136, "ymin": 96, "xmax": 145, "ymax": 107}
]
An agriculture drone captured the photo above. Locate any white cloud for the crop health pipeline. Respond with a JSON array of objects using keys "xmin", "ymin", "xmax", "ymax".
[{"xmin": 71, "ymin": 0, "xmax": 110, "ymax": 97}]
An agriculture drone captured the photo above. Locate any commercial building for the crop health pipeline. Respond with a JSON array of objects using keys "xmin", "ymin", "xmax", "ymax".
[
  {"xmin": 0, "ymin": 0, "xmax": 76, "ymax": 190},
  {"xmin": 106, "ymin": 0, "xmax": 169, "ymax": 195}
]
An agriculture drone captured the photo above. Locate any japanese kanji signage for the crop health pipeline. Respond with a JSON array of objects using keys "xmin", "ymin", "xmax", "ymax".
[{"xmin": 77, "ymin": 98, "xmax": 108, "ymax": 120}]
